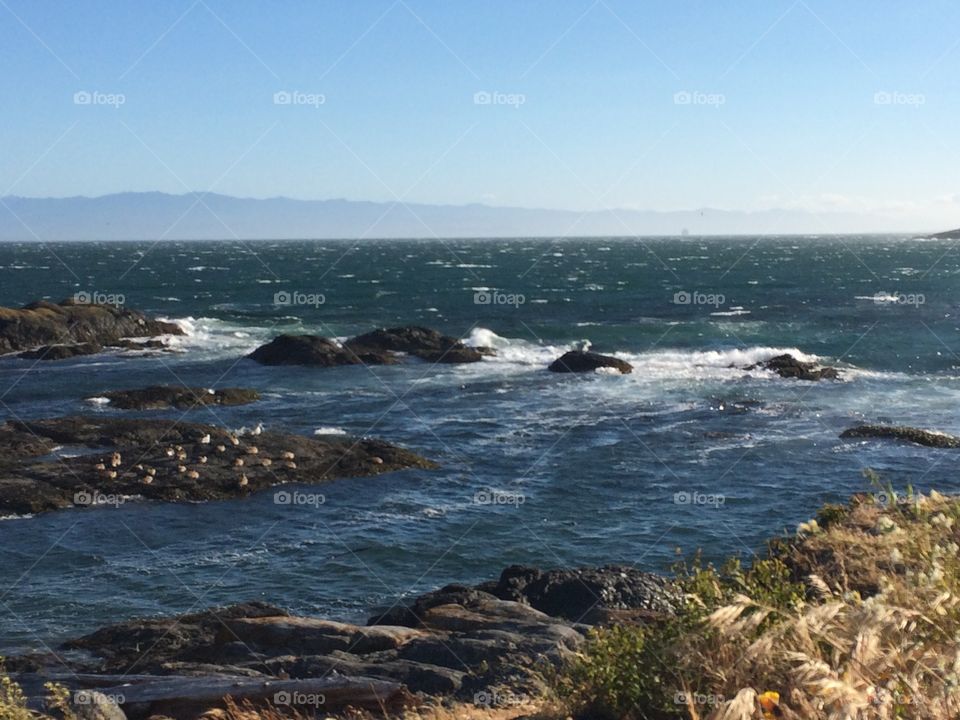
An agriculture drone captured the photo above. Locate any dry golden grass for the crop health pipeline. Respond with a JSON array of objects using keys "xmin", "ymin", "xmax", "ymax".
[
  {"xmin": 202, "ymin": 696, "xmax": 549, "ymax": 720},
  {"xmin": 554, "ymin": 488, "xmax": 960, "ymax": 720}
]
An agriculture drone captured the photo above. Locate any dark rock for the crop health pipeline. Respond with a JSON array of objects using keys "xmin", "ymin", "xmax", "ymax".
[
  {"xmin": 344, "ymin": 326, "xmax": 485, "ymax": 364},
  {"xmin": 106, "ymin": 339, "xmax": 170, "ymax": 351},
  {"xmin": 547, "ymin": 350, "xmax": 633, "ymax": 375},
  {"xmin": 478, "ymin": 564, "xmax": 680, "ymax": 621},
  {"xmin": 0, "ymin": 416, "xmax": 436, "ymax": 516},
  {"xmin": 18, "ymin": 343, "xmax": 104, "ymax": 360},
  {"xmin": 28, "ymin": 564, "xmax": 681, "ymax": 706},
  {"xmin": 748, "ymin": 353, "xmax": 839, "ymax": 381},
  {"xmin": 248, "ymin": 326, "xmax": 489, "ymax": 367},
  {"xmin": 246, "ymin": 334, "xmax": 378, "ymax": 367},
  {"xmin": 927, "ymin": 227, "xmax": 960, "ymax": 239},
  {"xmin": 840, "ymin": 424, "xmax": 960, "ymax": 448},
  {"xmin": 100, "ymin": 386, "xmax": 260, "ymax": 410},
  {"xmin": 0, "ymin": 300, "xmax": 182, "ymax": 356}
]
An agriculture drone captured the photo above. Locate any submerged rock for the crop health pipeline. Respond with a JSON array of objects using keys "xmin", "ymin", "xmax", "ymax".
[
  {"xmin": 547, "ymin": 350, "xmax": 633, "ymax": 375},
  {"xmin": 0, "ymin": 416, "xmax": 436, "ymax": 515},
  {"xmin": 0, "ymin": 300, "xmax": 182, "ymax": 356},
  {"xmin": 101, "ymin": 386, "xmax": 260, "ymax": 410},
  {"xmin": 840, "ymin": 424, "xmax": 960, "ymax": 448},
  {"xmin": 248, "ymin": 326, "xmax": 489, "ymax": 367},
  {"xmin": 18, "ymin": 343, "xmax": 104, "ymax": 360},
  {"xmin": 749, "ymin": 353, "xmax": 839, "ymax": 381}
]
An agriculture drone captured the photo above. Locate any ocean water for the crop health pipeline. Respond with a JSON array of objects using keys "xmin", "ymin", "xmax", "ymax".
[{"xmin": 1, "ymin": 236, "xmax": 959, "ymax": 654}]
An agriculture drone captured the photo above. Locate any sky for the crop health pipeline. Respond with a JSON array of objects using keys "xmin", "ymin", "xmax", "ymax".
[{"xmin": 2, "ymin": 0, "xmax": 959, "ymax": 226}]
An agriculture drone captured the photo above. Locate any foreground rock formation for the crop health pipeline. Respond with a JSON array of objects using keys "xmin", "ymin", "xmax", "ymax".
[
  {"xmin": 11, "ymin": 566, "xmax": 676, "ymax": 719},
  {"xmin": 840, "ymin": 424, "xmax": 960, "ymax": 448},
  {"xmin": 0, "ymin": 416, "xmax": 435, "ymax": 515},
  {"xmin": 547, "ymin": 350, "xmax": 633, "ymax": 374},
  {"xmin": 0, "ymin": 300, "xmax": 182, "ymax": 357},
  {"xmin": 748, "ymin": 353, "xmax": 839, "ymax": 381},
  {"xmin": 248, "ymin": 326, "xmax": 489, "ymax": 367},
  {"xmin": 98, "ymin": 386, "xmax": 260, "ymax": 410}
]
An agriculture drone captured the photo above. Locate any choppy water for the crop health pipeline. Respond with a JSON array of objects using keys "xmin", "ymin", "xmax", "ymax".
[{"xmin": 1, "ymin": 236, "xmax": 959, "ymax": 654}]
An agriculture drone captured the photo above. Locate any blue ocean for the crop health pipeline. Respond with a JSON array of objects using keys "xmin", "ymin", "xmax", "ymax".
[{"xmin": 1, "ymin": 235, "xmax": 958, "ymax": 654}]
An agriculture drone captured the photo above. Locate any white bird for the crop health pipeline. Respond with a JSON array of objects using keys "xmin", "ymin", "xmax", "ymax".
[
  {"xmin": 199, "ymin": 434, "xmax": 211, "ymax": 445},
  {"xmin": 574, "ymin": 339, "xmax": 592, "ymax": 352},
  {"xmin": 251, "ymin": 423, "xmax": 263, "ymax": 436}
]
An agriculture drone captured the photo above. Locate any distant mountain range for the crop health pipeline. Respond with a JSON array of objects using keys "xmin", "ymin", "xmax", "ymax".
[
  {"xmin": 930, "ymin": 227, "xmax": 960, "ymax": 239},
  {"xmin": 0, "ymin": 192, "xmax": 943, "ymax": 240}
]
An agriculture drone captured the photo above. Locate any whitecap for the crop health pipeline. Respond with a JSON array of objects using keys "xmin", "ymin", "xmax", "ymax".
[{"xmin": 314, "ymin": 426, "xmax": 348, "ymax": 436}]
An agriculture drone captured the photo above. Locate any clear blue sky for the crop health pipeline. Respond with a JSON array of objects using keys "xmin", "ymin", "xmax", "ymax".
[{"xmin": 2, "ymin": 0, "xmax": 959, "ymax": 224}]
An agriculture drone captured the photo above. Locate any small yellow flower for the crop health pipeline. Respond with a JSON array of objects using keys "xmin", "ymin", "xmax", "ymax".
[{"xmin": 758, "ymin": 690, "xmax": 781, "ymax": 718}]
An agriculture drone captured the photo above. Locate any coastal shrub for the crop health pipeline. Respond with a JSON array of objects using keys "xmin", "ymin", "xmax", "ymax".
[
  {"xmin": 0, "ymin": 661, "xmax": 73, "ymax": 720},
  {"xmin": 554, "ymin": 489, "xmax": 960, "ymax": 720},
  {"xmin": 0, "ymin": 661, "xmax": 32, "ymax": 720}
]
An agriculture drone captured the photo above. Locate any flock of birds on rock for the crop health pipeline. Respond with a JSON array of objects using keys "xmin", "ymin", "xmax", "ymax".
[{"xmin": 89, "ymin": 425, "xmax": 298, "ymax": 491}]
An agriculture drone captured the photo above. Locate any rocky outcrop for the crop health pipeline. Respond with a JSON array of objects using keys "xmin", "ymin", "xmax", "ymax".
[
  {"xmin": 0, "ymin": 300, "xmax": 182, "ymax": 356},
  {"xmin": 344, "ymin": 326, "xmax": 486, "ymax": 364},
  {"xmin": 12, "ymin": 565, "xmax": 679, "ymax": 715},
  {"xmin": 248, "ymin": 326, "xmax": 489, "ymax": 367},
  {"xmin": 840, "ymin": 424, "xmax": 960, "ymax": 448},
  {"xmin": 927, "ymin": 227, "xmax": 960, "ymax": 239},
  {"xmin": 547, "ymin": 350, "xmax": 633, "ymax": 374},
  {"xmin": 372, "ymin": 565, "xmax": 680, "ymax": 627},
  {"xmin": 476, "ymin": 564, "xmax": 680, "ymax": 622},
  {"xmin": 0, "ymin": 416, "xmax": 436, "ymax": 515},
  {"xmin": 748, "ymin": 353, "xmax": 839, "ymax": 381},
  {"xmin": 247, "ymin": 335, "xmax": 378, "ymax": 367},
  {"xmin": 99, "ymin": 386, "xmax": 260, "ymax": 410}
]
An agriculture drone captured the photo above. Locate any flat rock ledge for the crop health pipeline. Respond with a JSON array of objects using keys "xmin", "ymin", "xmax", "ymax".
[
  {"xmin": 98, "ymin": 386, "xmax": 261, "ymax": 410},
  {"xmin": 748, "ymin": 353, "xmax": 840, "ymax": 381},
  {"xmin": 840, "ymin": 424, "xmax": 960, "ymax": 448},
  {"xmin": 12, "ymin": 566, "xmax": 678, "ymax": 719},
  {"xmin": 547, "ymin": 350, "xmax": 633, "ymax": 374},
  {"xmin": 0, "ymin": 416, "xmax": 436, "ymax": 515},
  {"xmin": 0, "ymin": 299, "xmax": 182, "ymax": 357},
  {"xmin": 248, "ymin": 326, "xmax": 492, "ymax": 367}
]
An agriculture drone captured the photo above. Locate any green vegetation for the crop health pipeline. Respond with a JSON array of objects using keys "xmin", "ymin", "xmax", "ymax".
[{"xmin": 553, "ymin": 486, "xmax": 960, "ymax": 719}]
